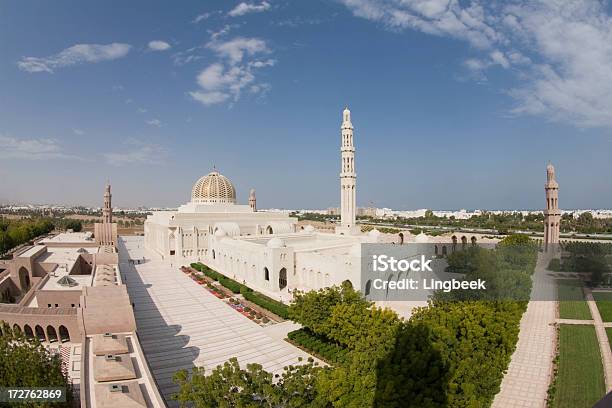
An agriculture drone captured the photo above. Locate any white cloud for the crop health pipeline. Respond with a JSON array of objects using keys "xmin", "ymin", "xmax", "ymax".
[
  {"xmin": 190, "ymin": 36, "xmax": 274, "ymax": 107},
  {"xmin": 103, "ymin": 139, "xmax": 167, "ymax": 166},
  {"xmin": 340, "ymin": 0, "xmax": 612, "ymax": 128},
  {"xmin": 148, "ymin": 40, "xmax": 171, "ymax": 51},
  {"xmin": 0, "ymin": 134, "xmax": 74, "ymax": 160},
  {"xmin": 146, "ymin": 119, "xmax": 162, "ymax": 127},
  {"xmin": 207, "ymin": 37, "xmax": 269, "ymax": 64},
  {"xmin": 72, "ymin": 128, "xmax": 85, "ymax": 136},
  {"xmin": 137, "ymin": 107, "xmax": 148, "ymax": 113},
  {"xmin": 228, "ymin": 1, "xmax": 271, "ymax": 17},
  {"xmin": 18, "ymin": 43, "xmax": 131, "ymax": 73}
]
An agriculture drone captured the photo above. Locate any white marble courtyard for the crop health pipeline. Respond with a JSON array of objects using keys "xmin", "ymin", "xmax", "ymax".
[{"xmin": 117, "ymin": 236, "xmax": 315, "ymax": 407}]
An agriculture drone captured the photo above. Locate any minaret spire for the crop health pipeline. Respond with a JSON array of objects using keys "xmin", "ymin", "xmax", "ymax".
[
  {"xmin": 103, "ymin": 181, "xmax": 113, "ymax": 224},
  {"xmin": 544, "ymin": 163, "xmax": 560, "ymax": 252},
  {"xmin": 337, "ymin": 106, "xmax": 358, "ymax": 235}
]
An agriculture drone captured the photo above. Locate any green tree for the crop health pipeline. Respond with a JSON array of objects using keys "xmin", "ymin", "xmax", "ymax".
[
  {"xmin": 173, "ymin": 357, "xmax": 324, "ymax": 407},
  {"xmin": 0, "ymin": 323, "xmax": 72, "ymax": 407}
]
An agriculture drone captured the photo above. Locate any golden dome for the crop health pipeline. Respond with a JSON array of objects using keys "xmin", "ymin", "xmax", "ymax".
[{"xmin": 191, "ymin": 170, "xmax": 236, "ymax": 204}]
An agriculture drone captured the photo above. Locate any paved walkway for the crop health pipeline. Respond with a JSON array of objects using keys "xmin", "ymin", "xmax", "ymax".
[
  {"xmin": 492, "ymin": 254, "xmax": 557, "ymax": 408},
  {"xmin": 585, "ymin": 289, "xmax": 612, "ymax": 392},
  {"xmin": 118, "ymin": 237, "xmax": 316, "ymax": 407}
]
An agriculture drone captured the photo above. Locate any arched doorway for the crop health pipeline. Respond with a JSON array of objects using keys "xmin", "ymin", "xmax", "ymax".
[
  {"xmin": 451, "ymin": 236, "xmax": 457, "ymax": 252},
  {"xmin": 59, "ymin": 326, "xmax": 70, "ymax": 342},
  {"xmin": 24, "ymin": 325, "xmax": 34, "ymax": 339},
  {"xmin": 13, "ymin": 324, "xmax": 21, "ymax": 335},
  {"xmin": 398, "ymin": 232, "xmax": 404, "ymax": 245},
  {"xmin": 264, "ymin": 267, "xmax": 270, "ymax": 281},
  {"xmin": 18, "ymin": 267, "xmax": 30, "ymax": 291},
  {"xmin": 364, "ymin": 280, "xmax": 372, "ymax": 296},
  {"xmin": 279, "ymin": 268, "xmax": 287, "ymax": 290},
  {"xmin": 461, "ymin": 236, "xmax": 467, "ymax": 248},
  {"xmin": 266, "ymin": 225, "xmax": 273, "ymax": 234},
  {"xmin": 35, "ymin": 325, "xmax": 46, "ymax": 342},
  {"xmin": 434, "ymin": 245, "xmax": 439, "ymax": 256},
  {"xmin": 442, "ymin": 246, "xmax": 447, "ymax": 256},
  {"xmin": 471, "ymin": 236, "xmax": 477, "ymax": 245},
  {"xmin": 46, "ymin": 326, "xmax": 58, "ymax": 343},
  {"xmin": 342, "ymin": 280, "xmax": 353, "ymax": 289}
]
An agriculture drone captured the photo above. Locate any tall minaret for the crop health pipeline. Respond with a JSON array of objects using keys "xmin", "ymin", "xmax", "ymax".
[
  {"xmin": 249, "ymin": 188, "xmax": 257, "ymax": 212},
  {"xmin": 544, "ymin": 163, "xmax": 560, "ymax": 252},
  {"xmin": 103, "ymin": 182, "xmax": 113, "ymax": 223},
  {"xmin": 337, "ymin": 106, "xmax": 358, "ymax": 235}
]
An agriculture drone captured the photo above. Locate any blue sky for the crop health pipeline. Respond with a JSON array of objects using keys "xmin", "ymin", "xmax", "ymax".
[{"xmin": 1, "ymin": 0, "xmax": 611, "ymax": 210}]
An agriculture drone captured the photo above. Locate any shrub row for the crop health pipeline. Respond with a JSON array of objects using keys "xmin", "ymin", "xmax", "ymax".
[
  {"xmin": 190, "ymin": 262, "xmax": 288, "ymax": 318},
  {"xmin": 242, "ymin": 288, "xmax": 289, "ymax": 319},
  {"xmin": 287, "ymin": 328, "xmax": 348, "ymax": 364}
]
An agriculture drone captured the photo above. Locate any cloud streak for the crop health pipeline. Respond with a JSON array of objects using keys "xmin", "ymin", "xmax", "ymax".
[
  {"xmin": 0, "ymin": 134, "xmax": 76, "ymax": 160},
  {"xmin": 103, "ymin": 139, "xmax": 167, "ymax": 166},
  {"xmin": 340, "ymin": 0, "xmax": 612, "ymax": 128},
  {"xmin": 18, "ymin": 43, "xmax": 131, "ymax": 73},
  {"xmin": 228, "ymin": 2, "xmax": 271, "ymax": 17}
]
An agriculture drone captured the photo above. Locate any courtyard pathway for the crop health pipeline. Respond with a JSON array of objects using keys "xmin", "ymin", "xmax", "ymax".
[
  {"xmin": 118, "ymin": 237, "xmax": 316, "ymax": 407},
  {"xmin": 585, "ymin": 289, "xmax": 612, "ymax": 392},
  {"xmin": 491, "ymin": 254, "xmax": 557, "ymax": 408}
]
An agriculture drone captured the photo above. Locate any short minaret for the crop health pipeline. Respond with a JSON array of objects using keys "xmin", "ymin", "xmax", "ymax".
[
  {"xmin": 249, "ymin": 189, "xmax": 257, "ymax": 212},
  {"xmin": 103, "ymin": 182, "xmax": 113, "ymax": 223},
  {"xmin": 544, "ymin": 163, "xmax": 560, "ymax": 252},
  {"xmin": 337, "ymin": 107, "xmax": 358, "ymax": 235}
]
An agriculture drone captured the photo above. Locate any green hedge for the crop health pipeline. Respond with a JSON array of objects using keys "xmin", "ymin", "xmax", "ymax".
[
  {"xmin": 287, "ymin": 328, "xmax": 348, "ymax": 364},
  {"xmin": 242, "ymin": 290, "xmax": 288, "ymax": 319},
  {"xmin": 191, "ymin": 262, "xmax": 288, "ymax": 318}
]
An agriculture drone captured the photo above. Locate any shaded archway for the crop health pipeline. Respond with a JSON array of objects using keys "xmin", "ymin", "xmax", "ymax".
[
  {"xmin": 279, "ymin": 268, "xmax": 287, "ymax": 290},
  {"xmin": 364, "ymin": 279, "xmax": 372, "ymax": 297},
  {"xmin": 35, "ymin": 325, "xmax": 46, "ymax": 342},
  {"xmin": 18, "ymin": 267, "xmax": 30, "ymax": 291},
  {"xmin": 24, "ymin": 325, "xmax": 34, "ymax": 339},
  {"xmin": 451, "ymin": 235, "xmax": 457, "ymax": 252},
  {"xmin": 434, "ymin": 245, "xmax": 439, "ymax": 256},
  {"xmin": 442, "ymin": 245, "xmax": 447, "ymax": 256},
  {"xmin": 59, "ymin": 325, "xmax": 70, "ymax": 342},
  {"xmin": 398, "ymin": 232, "xmax": 404, "ymax": 245},
  {"xmin": 461, "ymin": 236, "xmax": 468, "ymax": 248},
  {"xmin": 13, "ymin": 324, "xmax": 21, "ymax": 335},
  {"xmin": 46, "ymin": 326, "xmax": 58, "ymax": 343},
  {"xmin": 264, "ymin": 267, "xmax": 270, "ymax": 281},
  {"xmin": 471, "ymin": 236, "xmax": 477, "ymax": 246},
  {"xmin": 266, "ymin": 225, "xmax": 273, "ymax": 234}
]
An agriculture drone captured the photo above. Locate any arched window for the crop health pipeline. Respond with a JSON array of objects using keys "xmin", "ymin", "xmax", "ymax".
[
  {"xmin": 266, "ymin": 226, "xmax": 273, "ymax": 234},
  {"xmin": 18, "ymin": 267, "xmax": 30, "ymax": 291},
  {"xmin": 24, "ymin": 325, "xmax": 34, "ymax": 339},
  {"xmin": 264, "ymin": 267, "xmax": 270, "ymax": 281},
  {"xmin": 398, "ymin": 232, "xmax": 404, "ymax": 245},
  {"xmin": 35, "ymin": 325, "xmax": 45, "ymax": 341},
  {"xmin": 47, "ymin": 326, "xmax": 58, "ymax": 343},
  {"xmin": 279, "ymin": 268, "xmax": 287, "ymax": 290},
  {"xmin": 212, "ymin": 249, "xmax": 216, "ymax": 260},
  {"xmin": 59, "ymin": 326, "xmax": 70, "ymax": 342}
]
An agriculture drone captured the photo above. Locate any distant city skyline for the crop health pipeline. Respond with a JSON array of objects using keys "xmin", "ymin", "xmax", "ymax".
[{"xmin": 1, "ymin": 1, "xmax": 611, "ymax": 210}]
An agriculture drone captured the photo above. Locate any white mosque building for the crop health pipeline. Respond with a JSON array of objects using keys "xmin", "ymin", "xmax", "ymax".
[{"xmin": 145, "ymin": 107, "xmax": 379, "ymax": 301}]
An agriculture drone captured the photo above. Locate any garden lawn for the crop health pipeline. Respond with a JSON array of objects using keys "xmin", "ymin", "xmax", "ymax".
[
  {"xmin": 592, "ymin": 291, "xmax": 612, "ymax": 322},
  {"xmin": 552, "ymin": 325, "xmax": 605, "ymax": 408},
  {"xmin": 558, "ymin": 280, "xmax": 592, "ymax": 320}
]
